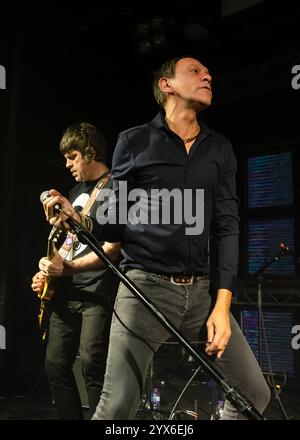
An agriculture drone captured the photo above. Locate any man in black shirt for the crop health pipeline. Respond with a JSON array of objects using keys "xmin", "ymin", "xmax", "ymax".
[
  {"xmin": 32, "ymin": 123, "xmax": 120, "ymax": 419},
  {"xmin": 43, "ymin": 57, "xmax": 270, "ymax": 419}
]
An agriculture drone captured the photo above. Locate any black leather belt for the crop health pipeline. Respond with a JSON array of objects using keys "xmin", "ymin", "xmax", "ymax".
[{"xmin": 156, "ymin": 274, "xmax": 210, "ymax": 285}]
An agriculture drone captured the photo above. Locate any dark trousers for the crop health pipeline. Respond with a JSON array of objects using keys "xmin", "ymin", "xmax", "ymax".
[
  {"xmin": 92, "ymin": 269, "xmax": 270, "ymax": 420},
  {"xmin": 45, "ymin": 300, "xmax": 111, "ymax": 419}
]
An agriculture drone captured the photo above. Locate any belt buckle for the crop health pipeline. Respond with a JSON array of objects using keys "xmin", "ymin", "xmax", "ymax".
[{"xmin": 170, "ymin": 275, "xmax": 194, "ymax": 285}]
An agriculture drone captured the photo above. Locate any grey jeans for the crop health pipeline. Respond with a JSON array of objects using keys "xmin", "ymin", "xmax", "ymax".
[{"xmin": 92, "ymin": 269, "xmax": 270, "ymax": 420}]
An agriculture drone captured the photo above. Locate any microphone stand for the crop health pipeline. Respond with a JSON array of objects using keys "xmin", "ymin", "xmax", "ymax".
[
  {"xmin": 63, "ymin": 213, "xmax": 264, "ymax": 420},
  {"xmin": 253, "ymin": 247, "xmax": 293, "ymax": 421},
  {"xmin": 254, "ymin": 247, "xmax": 293, "ymax": 369}
]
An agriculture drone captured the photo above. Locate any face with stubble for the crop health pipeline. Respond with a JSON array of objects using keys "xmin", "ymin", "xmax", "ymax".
[
  {"xmin": 64, "ymin": 150, "xmax": 94, "ymax": 182},
  {"xmin": 166, "ymin": 57, "xmax": 213, "ymax": 110}
]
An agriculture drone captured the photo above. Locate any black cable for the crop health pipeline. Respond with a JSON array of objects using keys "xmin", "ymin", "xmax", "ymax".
[
  {"xmin": 24, "ymin": 368, "xmax": 48, "ymax": 402},
  {"xmin": 111, "ymin": 305, "xmax": 156, "ymax": 353},
  {"xmin": 168, "ymin": 366, "xmax": 211, "ymax": 419},
  {"xmin": 260, "ymin": 312, "xmax": 290, "ymax": 420}
]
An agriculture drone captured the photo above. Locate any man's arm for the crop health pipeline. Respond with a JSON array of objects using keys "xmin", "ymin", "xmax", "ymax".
[
  {"xmin": 39, "ymin": 242, "xmax": 120, "ymax": 277},
  {"xmin": 205, "ymin": 141, "xmax": 240, "ymax": 358},
  {"xmin": 213, "ymin": 142, "xmax": 240, "ymax": 293}
]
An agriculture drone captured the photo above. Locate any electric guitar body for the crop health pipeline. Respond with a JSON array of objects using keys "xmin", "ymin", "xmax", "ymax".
[{"xmin": 38, "ymin": 227, "xmax": 62, "ymax": 341}]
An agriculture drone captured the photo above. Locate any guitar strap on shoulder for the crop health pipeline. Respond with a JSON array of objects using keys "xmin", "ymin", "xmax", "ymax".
[
  {"xmin": 59, "ymin": 174, "xmax": 110, "ymax": 261},
  {"xmin": 81, "ymin": 173, "xmax": 110, "ymax": 216}
]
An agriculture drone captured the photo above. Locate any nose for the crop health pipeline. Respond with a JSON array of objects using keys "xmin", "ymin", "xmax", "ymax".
[
  {"xmin": 202, "ymin": 71, "xmax": 212, "ymax": 85},
  {"xmin": 66, "ymin": 158, "xmax": 72, "ymax": 169}
]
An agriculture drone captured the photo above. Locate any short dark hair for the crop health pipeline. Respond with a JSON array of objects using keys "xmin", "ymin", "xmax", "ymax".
[
  {"xmin": 152, "ymin": 56, "xmax": 184, "ymax": 108},
  {"xmin": 59, "ymin": 122, "xmax": 107, "ymax": 163}
]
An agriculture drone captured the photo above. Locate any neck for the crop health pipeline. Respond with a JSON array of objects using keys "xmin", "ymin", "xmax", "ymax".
[
  {"xmin": 87, "ymin": 161, "xmax": 110, "ymax": 182},
  {"xmin": 164, "ymin": 103, "xmax": 199, "ymax": 140}
]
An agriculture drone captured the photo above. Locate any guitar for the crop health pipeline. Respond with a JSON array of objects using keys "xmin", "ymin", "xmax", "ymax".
[
  {"xmin": 37, "ymin": 175, "xmax": 110, "ymax": 340},
  {"xmin": 37, "ymin": 226, "xmax": 62, "ymax": 341}
]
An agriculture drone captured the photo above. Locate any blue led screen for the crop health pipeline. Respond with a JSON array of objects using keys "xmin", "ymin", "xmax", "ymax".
[
  {"xmin": 241, "ymin": 310, "xmax": 295, "ymax": 376},
  {"xmin": 248, "ymin": 218, "xmax": 295, "ymax": 276},
  {"xmin": 248, "ymin": 152, "xmax": 293, "ymax": 208}
]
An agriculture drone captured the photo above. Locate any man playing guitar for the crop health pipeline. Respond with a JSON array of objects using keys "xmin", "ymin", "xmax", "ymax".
[{"xmin": 32, "ymin": 123, "xmax": 120, "ymax": 419}]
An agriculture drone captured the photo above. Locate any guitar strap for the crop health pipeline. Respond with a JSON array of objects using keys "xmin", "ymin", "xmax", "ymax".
[{"xmin": 59, "ymin": 173, "xmax": 110, "ymax": 261}]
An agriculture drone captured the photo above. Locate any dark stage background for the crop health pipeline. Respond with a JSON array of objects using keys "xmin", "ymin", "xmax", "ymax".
[{"xmin": 0, "ymin": 1, "xmax": 300, "ymax": 418}]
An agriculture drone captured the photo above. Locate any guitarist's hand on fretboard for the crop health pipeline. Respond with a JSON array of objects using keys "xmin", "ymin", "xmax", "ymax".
[
  {"xmin": 31, "ymin": 271, "xmax": 46, "ymax": 297},
  {"xmin": 39, "ymin": 247, "xmax": 64, "ymax": 277}
]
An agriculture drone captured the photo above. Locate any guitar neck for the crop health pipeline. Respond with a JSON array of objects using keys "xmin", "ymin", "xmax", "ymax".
[
  {"xmin": 47, "ymin": 240, "xmax": 56, "ymax": 260},
  {"xmin": 40, "ymin": 235, "xmax": 59, "ymax": 300}
]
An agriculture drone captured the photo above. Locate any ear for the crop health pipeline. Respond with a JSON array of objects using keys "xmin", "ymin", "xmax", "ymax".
[
  {"xmin": 85, "ymin": 147, "xmax": 96, "ymax": 162},
  {"xmin": 158, "ymin": 77, "xmax": 173, "ymax": 94}
]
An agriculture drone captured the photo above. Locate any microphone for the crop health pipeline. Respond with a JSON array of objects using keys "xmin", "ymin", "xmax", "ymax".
[
  {"xmin": 40, "ymin": 190, "xmax": 61, "ymax": 212},
  {"xmin": 279, "ymin": 242, "xmax": 295, "ymax": 257}
]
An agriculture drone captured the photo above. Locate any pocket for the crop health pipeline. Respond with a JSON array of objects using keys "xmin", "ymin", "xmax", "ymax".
[{"xmin": 126, "ymin": 269, "xmax": 160, "ymax": 285}]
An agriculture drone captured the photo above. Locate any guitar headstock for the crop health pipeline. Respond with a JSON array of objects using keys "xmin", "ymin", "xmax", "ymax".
[
  {"xmin": 47, "ymin": 226, "xmax": 63, "ymax": 258},
  {"xmin": 48, "ymin": 226, "xmax": 63, "ymax": 243}
]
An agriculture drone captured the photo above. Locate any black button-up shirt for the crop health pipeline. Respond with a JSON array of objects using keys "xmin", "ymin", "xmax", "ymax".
[{"xmin": 92, "ymin": 112, "xmax": 240, "ymax": 293}]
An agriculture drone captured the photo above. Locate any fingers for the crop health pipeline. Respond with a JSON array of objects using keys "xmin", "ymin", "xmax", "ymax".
[
  {"xmin": 39, "ymin": 261, "xmax": 54, "ymax": 277},
  {"xmin": 32, "ymin": 283, "xmax": 43, "ymax": 294},
  {"xmin": 32, "ymin": 271, "xmax": 45, "ymax": 283},
  {"xmin": 205, "ymin": 324, "xmax": 231, "ymax": 358},
  {"xmin": 205, "ymin": 335, "xmax": 221, "ymax": 357},
  {"xmin": 214, "ymin": 332, "xmax": 231, "ymax": 359},
  {"xmin": 31, "ymin": 271, "xmax": 45, "ymax": 294},
  {"xmin": 43, "ymin": 194, "xmax": 63, "ymax": 221},
  {"xmin": 39, "ymin": 254, "xmax": 64, "ymax": 277},
  {"xmin": 39, "ymin": 257, "xmax": 50, "ymax": 276},
  {"xmin": 42, "ymin": 189, "xmax": 64, "ymax": 220},
  {"xmin": 49, "ymin": 189, "xmax": 62, "ymax": 197},
  {"xmin": 206, "ymin": 321, "xmax": 214, "ymax": 352},
  {"xmin": 42, "ymin": 190, "xmax": 75, "ymax": 230}
]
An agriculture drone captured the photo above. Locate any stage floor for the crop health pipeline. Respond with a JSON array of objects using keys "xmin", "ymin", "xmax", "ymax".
[{"xmin": 0, "ymin": 379, "xmax": 299, "ymax": 420}]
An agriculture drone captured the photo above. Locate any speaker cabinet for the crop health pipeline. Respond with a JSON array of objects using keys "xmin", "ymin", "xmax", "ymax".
[{"xmin": 72, "ymin": 356, "xmax": 89, "ymax": 408}]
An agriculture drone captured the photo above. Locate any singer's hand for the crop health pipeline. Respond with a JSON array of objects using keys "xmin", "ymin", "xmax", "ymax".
[
  {"xmin": 205, "ymin": 289, "xmax": 232, "ymax": 359},
  {"xmin": 43, "ymin": 189, "xmax": 80, "ymax": 230}
]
